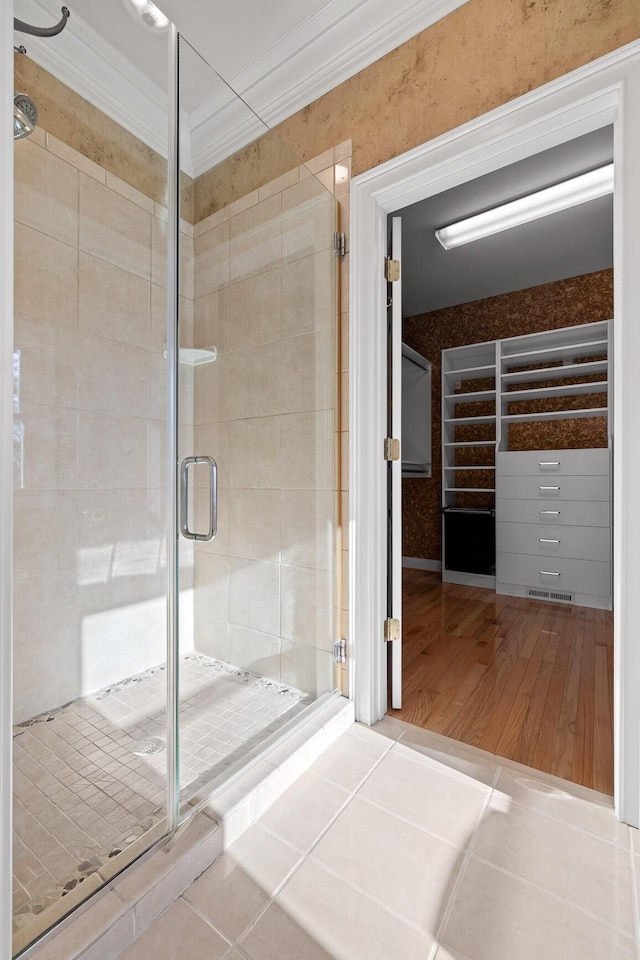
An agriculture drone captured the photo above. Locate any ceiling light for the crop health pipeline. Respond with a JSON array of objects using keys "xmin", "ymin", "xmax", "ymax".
[
  {"xmin": 123, "ymin": 0, "xmax": 170, "ymax": 31},
  {"xmin": 435, "ymin": 163, "xmax": 614, "ymax": 250}
]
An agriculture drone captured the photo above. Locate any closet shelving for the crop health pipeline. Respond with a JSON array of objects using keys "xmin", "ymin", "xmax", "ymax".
[{"xmin": 441, "ymin": 320, "xmax": 612, "ymax": 590}]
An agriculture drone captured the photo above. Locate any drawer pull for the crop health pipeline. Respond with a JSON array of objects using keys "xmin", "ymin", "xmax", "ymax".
[
  {"xmin": 539, "ymin": 570, "xmax": 561, "ymax": 576},
  {"xmin": 539, "ymin": 510, "xmax": 560, "ymax": 515},
  {"xmin": 538, "ymin": 461, "xmax": 560, "ymax": 466},
  {"xmin": 539, "ymin": 538, "xmax": 561, "ymax": 543},
  {"xmin": 539, "ymin": 485, "xmax": 560, "ymax": 490}
]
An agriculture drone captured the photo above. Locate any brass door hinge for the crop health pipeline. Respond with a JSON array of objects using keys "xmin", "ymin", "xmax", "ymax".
[
  {"xmin": 384, "ymin": 437, "xmax": 400, "ymax": 461},
  {"xmin": 384, "ymin": 618, "xmax": 400, "ymax": 642},
  {"xmin": 384, "ymin": 257, "xmax": 400, "ymax": 282}
]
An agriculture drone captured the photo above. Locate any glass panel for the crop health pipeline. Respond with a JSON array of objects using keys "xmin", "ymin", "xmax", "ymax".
[
  {"xmin": 12, "ymin": 5, "xmax": 170, "ymax": 951},
  {"xmin": 176, "ymin": 36, "xmax": 339, "ymax": 807}
]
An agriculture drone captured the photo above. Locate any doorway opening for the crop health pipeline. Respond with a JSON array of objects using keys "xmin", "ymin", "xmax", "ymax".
[{"xmin": 389, "ymin": 127, "xmax": 614, "ymax": 793}]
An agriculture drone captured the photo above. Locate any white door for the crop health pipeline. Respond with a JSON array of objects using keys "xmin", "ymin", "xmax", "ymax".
[{"xmin": 388, "ymin": 217, "xmax": 403, "ymax": 709}]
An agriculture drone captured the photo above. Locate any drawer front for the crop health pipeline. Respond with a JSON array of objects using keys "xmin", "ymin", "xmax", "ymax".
[
  {"xmin": 496, "ymin": 474, "xmax": 610, "ymax": 501},
  {"xmin": 496, "ymin": 552, "xmax": 611, "ymax": 597},
  {"xmin": 496, "ymin": 499, "xmax": 610, "ymax": 527},
  {"xmin": 496, "ymin": 522, "xmax": 610, "ymax": 561},
  {"xmin": 496, "ymin": 449, "xmax": 609, "ymax": 477}
]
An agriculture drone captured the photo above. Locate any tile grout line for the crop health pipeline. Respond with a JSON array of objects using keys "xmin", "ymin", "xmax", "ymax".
[
  {"xmin": 431, "ymin": 763, "xmax": 501, "ymax": 952},
  {"xmin": 468, "ymin": 850, "xmax": 636, "ymax": 940},
  {"xmin": 210, "ymin": 738, "xmax": 399, "ymax": 952},
  {"xmin": 626, "ymin": 841, "xmax": 640, "ymax": 958},
  {"xmin": 391, "ymin": 727, "xmax": 624, "ymax": 848}
]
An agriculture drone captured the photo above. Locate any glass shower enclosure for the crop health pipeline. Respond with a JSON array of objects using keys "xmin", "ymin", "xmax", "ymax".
[{"xmin": 9, "ymin": 7, "xmax": 339, "ymax": 953}]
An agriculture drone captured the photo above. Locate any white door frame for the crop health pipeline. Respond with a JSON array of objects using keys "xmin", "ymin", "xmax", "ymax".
[{"xmin": 349, "ymin": 38, "xmax": 640, "ymax": 826}]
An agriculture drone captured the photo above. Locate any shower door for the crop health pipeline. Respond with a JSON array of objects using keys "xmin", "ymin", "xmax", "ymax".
[
  {"xmin": 11, "ymin": 6, "xmax": 173, "ymax": 952},
  {"xmin": 174, "ymin": 37, "xmax": 341, "ymax": 808}
]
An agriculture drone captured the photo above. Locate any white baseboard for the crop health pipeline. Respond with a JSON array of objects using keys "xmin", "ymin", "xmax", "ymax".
[{"xmin": 402, "ymin": 557, "xmax": 442, "ymax": 571}]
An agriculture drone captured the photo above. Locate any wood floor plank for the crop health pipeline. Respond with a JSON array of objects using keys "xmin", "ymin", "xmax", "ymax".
[{"xmin": 397, "ymin": 569, "xmax": 613, "ymax": 794}]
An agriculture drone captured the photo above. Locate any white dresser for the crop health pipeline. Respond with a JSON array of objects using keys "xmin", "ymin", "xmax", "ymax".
[{"xmin": 495, "ymin": 449, "xmax": 611, "ymax": 609}]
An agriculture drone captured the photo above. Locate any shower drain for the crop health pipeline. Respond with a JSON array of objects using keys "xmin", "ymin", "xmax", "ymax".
[{"xmin": 131, "ymin": 737, "xmax": 166, "ymax": 757}]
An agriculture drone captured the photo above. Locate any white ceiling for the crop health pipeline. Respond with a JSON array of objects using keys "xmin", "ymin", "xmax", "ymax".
[
  {"xmin": 14, "ymin": 0, "xmax": 469, "ymax": 176},
  {"xmin": 397, "ymin": 126, "xmax": 614, "ymax": 317}
]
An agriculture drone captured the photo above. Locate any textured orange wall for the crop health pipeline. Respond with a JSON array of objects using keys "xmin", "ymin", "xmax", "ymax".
[{"xmin": 402, "ymin": 269, "xmax": 614, "ymax": 562}]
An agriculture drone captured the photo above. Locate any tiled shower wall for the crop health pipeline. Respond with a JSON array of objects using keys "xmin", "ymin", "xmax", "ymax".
[
  {"xmin": 190, "ymin": 155, "xmax": 347, "ymax": 698},
  {"xmin": 13, "ymin": 126, "xmax": 195, "ymax": 723}
]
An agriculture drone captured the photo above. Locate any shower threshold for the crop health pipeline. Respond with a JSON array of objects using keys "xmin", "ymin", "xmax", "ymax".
[{"xmin": 12, "ymin": 654, "xmax": 310, "ymax": 944}]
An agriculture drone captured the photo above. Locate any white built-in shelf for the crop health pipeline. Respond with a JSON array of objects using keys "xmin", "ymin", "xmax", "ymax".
[
  {"xmin": 444, "ymin": 441, "xmax": 497, "ymax": 448},
  {"xmin": 501, "ymin": 338, "xmax": 608, "ymax": 368},
  {"xmin": 444, "ymin": 487, "xmax": 496, "ymax": 493},
  {"xmin": 445, "ymin": 390, "xmax": 496, "ymax": 403},
  {"xmin": 503, "ymin": 381, "xmax": 608, "ymax": 403},
  {"xmin": 443, "ymin": 364, "xmax": 496, "ymax": 380},
  {"xmin": 444, "ymin": 415, "xmax": 496, "ymax": 426},
  {"xmin": 501, "ymin": 359, "xmax": 608, "ymax": 385},
  {"xmin": 502, "ymin": 406, "xmax": 608, "ymax": 424},
  {"xmin": 441, "ymin": 320, "xmax": 612, "ymax": 590}
]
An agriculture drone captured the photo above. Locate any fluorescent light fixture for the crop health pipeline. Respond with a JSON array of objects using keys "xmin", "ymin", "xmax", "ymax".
[{"xmin": 435, "ymin": 163, "xmax": 613, "ymax": 250}]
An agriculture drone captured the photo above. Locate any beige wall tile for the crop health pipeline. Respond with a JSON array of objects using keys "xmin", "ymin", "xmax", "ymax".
[
  {"xmin": 194, "ymin": 287, "xmax": 230, "ymax": 353},
  {"xmin": 19, "ymin": 403, "xmax": 78, "ymax": 490},
  {"xmin": 13, "ymin": 571, "xmax": 79, "ymax": 720},
  {"xmin": 194, "ymin": 553, "xmax": 229, "ymax": 623},
  {"xmin": 229, "ymin": 341, "xmax": 281, "ymax": 420},
  {"xmin": 228, "ymin": 488, "xmax": 280, "ymax": 562},
  {"xmin": 78, "ymin": 337, "xmax": 149, "ymax": 419},
  {"xmin": 106, "ymin": 171, "xmax": 155, "ymax": 213},
  {"xmin": 15, "ymin": 137, "xmax": 78, "ymax": 246},
  {"xmin": 228, "ymin": 267, "xmax": 281, "ymax": 351},
  {"xmin": 222, "ymin": 188, "xmax": 260, "ymax": 222},
  {"xmin": 46, "ymin": 133, "xmax": 106, "ymax": 183},
  {"xmin": 14, "ymin": 223, "xmax": 78, "ymax": 327},
  {"xmin": 229, "ymin": 194, "xmax": 281, "ymax": 283},
  {"xmin": 193, "ymin": 422, "xmax": 230, "ymax": 487},
  {"xmin": 305, "ymin": 149, "xmax": 335, "ymax": 175},
  {"xmin": 150, "ymin": 282, "xmax": 166, "ymax": 353},
  {"xmin": 281, "ymin": 565, "xmax": 333, "ymax": 651},
  {"xmin": 79, "ymin": 253, "xmax": 150, "ymax": 349},
  {"xmin": 280, "ymin": 491, "xmax": 334, "ymax": 570},
  {"xmin": 259, "ymin": 168, "xmax": 299, "ymax": 202},
  {"xmin": 282, "ymin": 178, "xmax": 335, "ymax": 263},
  {"xmin": 281, "ymin": 250, "xmax": 335, "ymax": 338},
  {"xmin": 280, "ymin": 411, "xmax": 334, "ymax": 490},
  {"xmin": 14, "ymin": 314, "xmax": 78, "ymax": 408},
  {"xmin": 229, "ymin": 415, "xmax": 280, "ymax": 489},
  {"xmin": 228, "ymin": 625, "xmax": 281, "ymax": 681},
  {"xmin": 151, "ymin": 214, "xmax": 167, "ymax": 287},
  {"xmin": 194, "ymin": 353, "xmax": 230, "ymax": 424},
  {"xmin": 79, "ymin": 174, "xmax": 151, "ymax": 280},
  {"xmin": 280, "ymin": 329, "xmax": 334, "ymax": 415},
  {"xmin": 193, "ymin": 615, "xmax": 230, "ymax": 662},
  {"xmin": 194, "ymin": 221, "xmax": 230, "ymax": 298},
  {"xmin": 228, "ymin": 557, "xmax": 280, "ymax": 636},
  {"xmin": 78, "ymin": 412, "xmax": 148, "ymax": 489},
  {"xmin": 14, "ymin": 490, "xmax": 77, "ymax": 580},
  {"xmin": 181, "ymin": 231, "xmax": 195, "ymax": 301},
  {"xmin": 194, "ymin": 208, "xmax": 225, "ymax": 238}
]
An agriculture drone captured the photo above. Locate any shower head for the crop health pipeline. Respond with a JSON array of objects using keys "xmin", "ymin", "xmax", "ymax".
[{"xmin": 13, "ymin": 92, "xmax": 38, "ymax": 140}]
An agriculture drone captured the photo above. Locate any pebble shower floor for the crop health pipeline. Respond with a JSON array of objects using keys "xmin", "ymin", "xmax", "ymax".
[{"xmin": 12, "ymin": 654, "xmax": 309, "ymax": 937}]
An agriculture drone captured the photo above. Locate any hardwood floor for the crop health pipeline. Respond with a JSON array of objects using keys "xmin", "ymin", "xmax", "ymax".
[{"xmin": 391, "ymin": 569, "xmax": 614, "ymax": 794}]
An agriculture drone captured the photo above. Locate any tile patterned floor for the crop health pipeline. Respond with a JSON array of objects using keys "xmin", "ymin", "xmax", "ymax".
[
  {"xmin": 120, "ymin": 717, "xmax": 640, "ymax": 960},
  {"xmin": 12, "ymin": 654, "xmax": 309, "ymax": 938}
]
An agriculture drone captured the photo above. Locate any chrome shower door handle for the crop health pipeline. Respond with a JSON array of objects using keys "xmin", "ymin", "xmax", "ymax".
[{"xmin": 180, "ymin": 456, "xmax": 217, "ymax": 541}]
